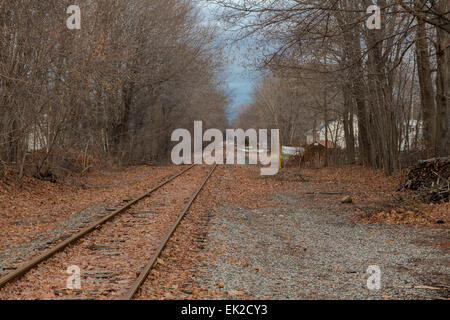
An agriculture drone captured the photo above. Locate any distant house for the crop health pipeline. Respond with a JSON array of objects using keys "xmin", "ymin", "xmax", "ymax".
[
  {"xmin": 401, "ymin": 120, "xmax": 424, "ymax": 151},
  {"xmin": 316, "ymin": 140, "xmax": 336, "ymax": 149},
  {"xmin": 27, "ymin": 129, "xmax": 47, "ymax": 153},
  {"xmin": 305, "ymin": 119, "xmax": 358, "ymax": 149},
  {"xmin": 282, "ymin": 145, "xmax": 305, "ymax": 156},
  {"xmin": 305, "ymin": 123, "xmax": 325, "ymax": 146},
  {"xmin": 305, "ymin": 118, "xmax": 423, "ymax": 152}
]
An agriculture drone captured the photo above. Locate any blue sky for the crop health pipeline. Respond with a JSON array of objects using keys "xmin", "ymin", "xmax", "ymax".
[
  {"xmin": 223, "ymin": 47, "xmax": 261, "ymax": 121},
  {"xmin": 198, "ymin": 1, "xmax": 261, "ymax": 121}
]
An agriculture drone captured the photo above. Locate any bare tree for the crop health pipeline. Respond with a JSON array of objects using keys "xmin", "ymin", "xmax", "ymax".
[
  {"xmin": 214, "ymin": 0, "xmax": 449, "ymax": 174},
  {"xmin": 0, "ymin": 0, "xmax": 228, "ymax": 179}
]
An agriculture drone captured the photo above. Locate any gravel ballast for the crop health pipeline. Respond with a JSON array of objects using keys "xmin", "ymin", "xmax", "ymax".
[{"xmin": 197, "ymin": 169, "xmax": 450, "ymax": 300}]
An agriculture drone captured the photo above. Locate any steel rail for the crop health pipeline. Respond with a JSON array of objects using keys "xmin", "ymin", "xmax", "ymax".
[
  {"xmin": 122, "ymin": 164, "xmax": 217, "ymax": 300},
  {"xmin": 0, "ymin": 165, "xmax": 196, "ymax": 289}
]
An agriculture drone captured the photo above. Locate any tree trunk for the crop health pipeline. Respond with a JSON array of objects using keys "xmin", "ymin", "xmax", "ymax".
[
  {"xmin": 416, "ymin": 17, "xmax": 436, "ymax": 156},
  {"xmin": 364, "ymin": 0, "xmax": 398, "ymax": 175},
  {"xmin": 434, "ymin": 2, "xmax": 449, "ymax": 157},
  {"xmin": 343, "ymin": 85, "xmax": 356, "ymax": 164},
  {"xmin": 324, "ymin": 97, "xmax": 329, "ymax": 167},
  {"xmin": 119, "ymin": 82, "xmax": 134, "ymax": 165}
]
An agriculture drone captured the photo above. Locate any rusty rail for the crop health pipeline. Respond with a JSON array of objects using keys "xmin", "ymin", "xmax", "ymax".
[
  {"xmin": 122, "ymin": 164, "xmax": 217, "ymax": 300},
  {"xmin": 0, "ymin": 165, "xmax": 196, "ymax": 289}
]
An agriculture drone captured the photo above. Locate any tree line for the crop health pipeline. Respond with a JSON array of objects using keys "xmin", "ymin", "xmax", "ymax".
[
  {"xmin": 0, "ymin": 0, "xmax": 228, "ymax": 180},
  {"xmin": 220, "ymin": 0, "xmax": 449, "ymax": 175}
]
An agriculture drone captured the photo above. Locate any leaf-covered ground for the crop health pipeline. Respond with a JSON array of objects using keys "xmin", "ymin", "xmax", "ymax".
[
  {"xmin": 0, "ymin": 166, "xmax": 179, "ymax": 270},
  {"xmin": 0, "ymin": 165, "xmax": 208, "ymax": 299},
  {"xmin": 299, "ymin": 166, "xmax": 448, "ymax": 226},
  {"xmin": 0, "ymin": 164, "xmax": 448, "ymax": 300}
]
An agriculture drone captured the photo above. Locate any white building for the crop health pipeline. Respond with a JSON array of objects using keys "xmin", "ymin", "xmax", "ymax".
[
  {"xmin": 305, "ymin": 118, "xmax": 423, "ymax": 151},
  {"xmin": 305, "ymin": 118, "xmax": 359, "ymax": 149}
]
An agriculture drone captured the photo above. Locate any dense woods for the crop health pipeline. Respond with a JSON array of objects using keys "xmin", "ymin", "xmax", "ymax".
[
  {"xmin": 223, "ymin": 0, "xmax": 449, "ymax": 175},
  {"xmin": 1, "ymin": 0, "xmax": 448, "ymax": 180},
  {"xmin": 0, "ymin": 0, "xmax": 227, "ymax": 180}
]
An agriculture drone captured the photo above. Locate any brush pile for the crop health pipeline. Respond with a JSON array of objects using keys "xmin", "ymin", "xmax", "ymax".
[{"xmin": 399, "ymin": 157, "xmax": 449, "ymax": 203}]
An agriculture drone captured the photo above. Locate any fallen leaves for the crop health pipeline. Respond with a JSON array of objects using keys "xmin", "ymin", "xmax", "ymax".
[
  {"xmin": 0, "ymin": 165, "xmax": 209, "ymax": 300},
  {"xmin": 361, "ymin": 202, "xmax": 449, "ymax": 226},
  {"xmin": 296, "ymin": 165, "xmax": 448, "ymax": 227},
  {"xmin": 227, "ymin": 290, "xmax": 247, "ymax": 297},
  {"xmin": 0, "ymin": 165, "xmax": 177, "ymax": 253}
]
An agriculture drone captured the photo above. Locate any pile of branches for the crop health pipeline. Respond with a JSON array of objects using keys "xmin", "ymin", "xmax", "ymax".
[
  {"xmin": 399, "ymin": 157, "xmax": 449, "ymax": 203},
  {"xmin": 26, "ymin": 147, "xmax": 99, "ymax": 183}
]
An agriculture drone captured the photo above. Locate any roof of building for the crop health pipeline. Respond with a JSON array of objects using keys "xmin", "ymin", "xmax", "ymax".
[
  {"xmin": 305, "ymin": 140, "xmax": 336, "ymax": 149},
  {"xmin": 305, "ymin": 122, "xmax": 328, "ymax": 135}
]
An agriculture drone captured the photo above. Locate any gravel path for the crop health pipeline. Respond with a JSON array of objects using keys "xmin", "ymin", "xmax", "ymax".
[{"xmin": 197, "ymin": 170, "xmax": 450, "ymax": 300}]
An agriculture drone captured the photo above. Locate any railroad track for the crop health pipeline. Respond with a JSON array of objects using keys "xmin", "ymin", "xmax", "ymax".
[{"xmin": 0, "ymin": 164, "xmax": 217, "ymax": 299}]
